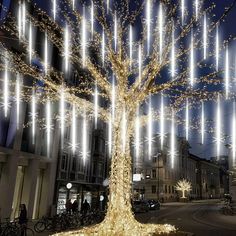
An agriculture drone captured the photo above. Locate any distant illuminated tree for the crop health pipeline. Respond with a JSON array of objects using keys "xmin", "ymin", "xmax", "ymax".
[{"xmin": 175, "ymin": 179, "xmax": 192, "ymax": 199}]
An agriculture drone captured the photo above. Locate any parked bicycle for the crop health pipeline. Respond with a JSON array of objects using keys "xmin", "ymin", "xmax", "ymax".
[
  {"xmin": 220, "ymin": 202, "xmax": 234, "ymax": 216},
  {"xmin": 34, "ymin": 209, "xmax": 105, "ymax": 233},
  {"xmin": 0, "ymin": 218, "xmax": 34, "ymax": 236}
]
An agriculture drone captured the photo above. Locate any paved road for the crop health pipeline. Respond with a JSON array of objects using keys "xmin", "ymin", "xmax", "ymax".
[{"xmin": 135, "ymin": 200, "xmax": 236, "ymax": 236}]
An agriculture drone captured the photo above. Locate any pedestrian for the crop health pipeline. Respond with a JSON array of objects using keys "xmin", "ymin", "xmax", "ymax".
[
  {"xmin": 81, "ymin": 199, "xmax": 90, "ymax": 225},
  {"xmin": 65, "ymin": 199, "xmax": 72, "ymax": 213},
  {"xmin": 81, "ymin": 199, "xmax": 90, "ymax": 215},
  {"xmin": 72, "ymin": 200, "xmax": 78, "ymax": 213},
  {"xmin": 19, "ymin": 204, "xmax": 27, "ymax": 236}
]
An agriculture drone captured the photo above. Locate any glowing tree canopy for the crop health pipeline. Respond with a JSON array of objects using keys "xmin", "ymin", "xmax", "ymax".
[
  {"xmin": 0, "ymin": 0, "xmax": 236, "ymax": 235},
  {"xmin": 175, "ymin": 179, "xmax": 192, "ymax": 199}
]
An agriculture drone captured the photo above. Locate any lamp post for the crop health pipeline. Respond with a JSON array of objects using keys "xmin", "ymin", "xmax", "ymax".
[{"xmin": 66, "ymin": 182, "xmax": 72, "ymax": 200}]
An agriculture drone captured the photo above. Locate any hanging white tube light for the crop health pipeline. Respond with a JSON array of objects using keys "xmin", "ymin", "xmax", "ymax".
[
  {"xmin": 201, "ymin": 101, "xmax": 205, "ymax": 145},
  {"xmin": 16, "ymin": 74, "xmax": 21, "ymax": 130},
  {"xmin": 82, "ymin": 6, "xmax": 86, "ymax": 67},
  {"xmin": 160, "ymin": 94, "xmax": 165, "ymax": 150},
  {"xmin": 4, "ymin": 58, "xmax": 8, "ymax": 118},
  {"xmin": 71, "ymin": 104, "xmax": 76, "ymax": 153}
]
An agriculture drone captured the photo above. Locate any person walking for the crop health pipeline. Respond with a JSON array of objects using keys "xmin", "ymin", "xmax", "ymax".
[
  {"xmin": 19, "ymin": 204, "xmax": 27, "ymax": 236},
  {"xmin": 72, "ymin": 200, "xmax": 78, "ymax": 213},
  {"xmin": 65, "ymin": 199, "xmax": 72, "ymax": 213},
  {"xmin": 81, "ymin": 199, "xmax": 90, "ymax": 225}
]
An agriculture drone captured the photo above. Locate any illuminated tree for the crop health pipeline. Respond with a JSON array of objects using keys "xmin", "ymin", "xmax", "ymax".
[
  {"xmin": 175, "ymin": 179, "xmax": 192, "ymax": 199},
  {"xmin": 0, "ymin": 0, "xmax": 235, "ymax": 235}
]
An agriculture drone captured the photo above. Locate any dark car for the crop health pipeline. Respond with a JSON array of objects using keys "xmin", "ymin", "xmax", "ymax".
[
  {"xmin": 132, "ymin": 201, "xmax": 149, "ymax": 213},
  {"xmin": 147, "ymin": 200, "xmax": 160, "ymax": 210}
]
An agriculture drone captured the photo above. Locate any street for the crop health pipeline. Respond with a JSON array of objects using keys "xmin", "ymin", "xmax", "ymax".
[{"xmin": 135, "ymin": 199, "xmax": 236, "ymax": 236}]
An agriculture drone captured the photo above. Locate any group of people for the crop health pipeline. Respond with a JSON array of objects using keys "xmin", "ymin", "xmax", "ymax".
[{"xmin": 65, "ymin": 199, "xmax": 90, "ymax": 215}]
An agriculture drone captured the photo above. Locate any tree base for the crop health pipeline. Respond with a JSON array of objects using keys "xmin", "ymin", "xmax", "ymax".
[{"xmin": 53, "ymin": 217, "xmax": 175, "ymax": 236}]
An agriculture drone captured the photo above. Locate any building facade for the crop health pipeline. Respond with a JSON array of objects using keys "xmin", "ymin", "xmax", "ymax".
[
  {"xmin": 133, "ymin": 135, "xmax": 224, "ymax": 202},
  {"xmin": 54, "ymin": 120, "xmax": 108, "ymax": 214},
  {"xmin": 0, "ymin": 101, "xmax": 60, "ymax": 221}
]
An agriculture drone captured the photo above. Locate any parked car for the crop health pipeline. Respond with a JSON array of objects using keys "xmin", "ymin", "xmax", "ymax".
[
  {"xmin": 147, "ymin": 200, "xmax": 160, "ymax": 210},
  {"xmin": 132, "ymin": 201, "xmax": 149, "ymax": 213}
]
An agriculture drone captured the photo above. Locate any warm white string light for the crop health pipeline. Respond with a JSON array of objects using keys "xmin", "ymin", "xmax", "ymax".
[
  {"xmin": 185, "ymin": 98, "xmax": 189, "ymax": 141},
  {"xmin": 203, "ymin": 12, "xmax": 207, "ymax": 59},
  {"xmin": 108, "ymin": 75, "xmax": 115, "ymax": 157},
  {"xmin": 201, "ymin": 101, "xmax": 205, "ymax": 144},
  {"xmin": 111, "ymin": 75, "xmax": 116, "ymax": 120},
  {"xmin": 108, "ymin": 112, "xmax": 112, "ymax": 157},
  {"xmin": 225, "ymin": 45, "xmax": 229, "ymax": 99},
  {"xmin": 72, "ymin": 0, "xmax": 75, "ymax": 10},
  {"xmin": 122, "ymin": 108, "xmax": 126, "ymax": 153},
  {"xmin": 160, "ymin": 94, "xmax": 165, "ymax": 150}
]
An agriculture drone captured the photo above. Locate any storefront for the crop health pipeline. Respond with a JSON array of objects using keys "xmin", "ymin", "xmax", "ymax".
[{"xmin": 56, "ymin": 182, "xmax": 106, "ymax": 214}]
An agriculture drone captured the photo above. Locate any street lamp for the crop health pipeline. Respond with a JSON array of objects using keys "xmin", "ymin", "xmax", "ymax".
[{"xmin": 66, "ymin": 182, "xmax": 72, "ymax": 190}]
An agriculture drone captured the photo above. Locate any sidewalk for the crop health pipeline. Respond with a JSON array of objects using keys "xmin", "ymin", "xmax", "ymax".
[{"xmin": 161, "ymin": 199, "xmax": 220, "ymax": 206}]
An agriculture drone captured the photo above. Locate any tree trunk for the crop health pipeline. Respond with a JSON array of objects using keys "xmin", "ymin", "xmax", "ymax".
[
  {"xmin": 54, "ymin": 109, "xmax": 175, "ymax": 235},
  {"xmin": 104, "ymin": 126, "xmax": 135, "ymax": 229}
]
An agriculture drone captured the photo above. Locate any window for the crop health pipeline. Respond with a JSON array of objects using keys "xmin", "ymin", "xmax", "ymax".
[
  {"xmin": 72, "ymin": 158, "xmax": 76, "ymax": 172},
  {"xmin": 165, "ymin": 185, "xmax": 167, "ymax": 193},
  {"xmin": 61, "ymin": 155, "xmax": 68, "ymax": 170},
  {"xmin": 152, "ymin": 169, "xmax": 156, "ymax": 178},
  {"xmin": 97, "ymin": 163, "xmax": 104, "ymax": 177},
  {"xmin": 152, "ymin": 185, "xmax": 156, "ymax": 194},
  {"xmin": 168, "ymin": 185, "xmax": 171, "ymax": 193}
]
